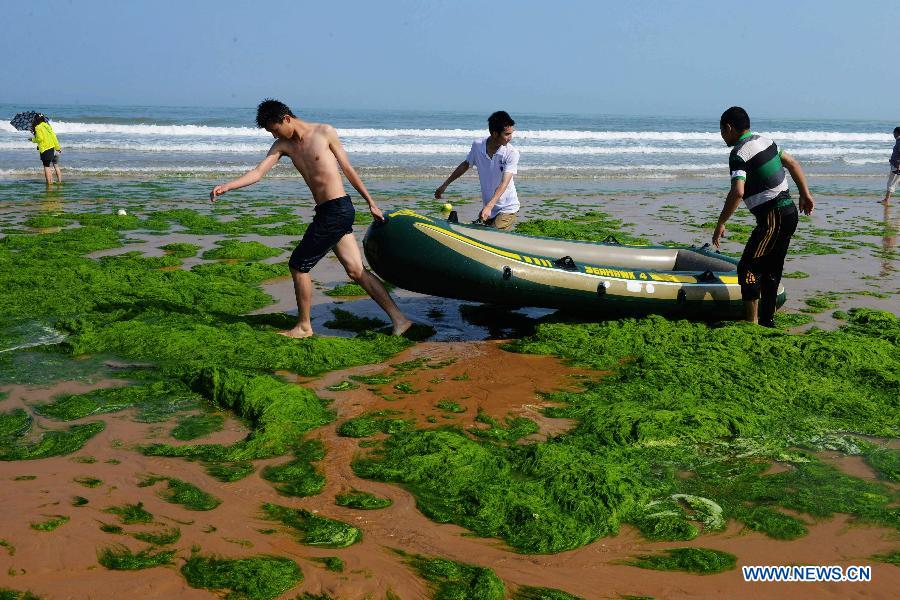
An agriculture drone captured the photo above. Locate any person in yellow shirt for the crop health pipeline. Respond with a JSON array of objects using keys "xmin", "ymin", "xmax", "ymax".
[{"xmin": 30, "ymin": 114, "xmax": 62, "ymax": 184}]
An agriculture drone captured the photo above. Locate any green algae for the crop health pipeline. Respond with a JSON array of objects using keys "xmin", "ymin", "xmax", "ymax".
[
  {"xmin": 0, "ymin": 422, "xmax": 105, "ymax": 461},
  {"xmin": 141, "ymin": 368, "xmax": 334, "ymax": 463},
  {"xmin": 404, "ymin": 554, "xmax": 505, "ymax": 600},
  {"xmin": 71, "ymin": 496, "xmax": 89, "ymax": 506},
  {"xmin": 470, "ymin": 411, "xmax": 539, "ymax": 444},
  {"xmin": 324, "ymin": 308, "xmax": 387, "ymax": 333},
  {"xmin": 774, "ymin": 312, "xmax": 814, "ymax": 329},
  {"xmin": 71, "ymin": 455, "xmax": 96, "ymax": 463},
  {"xmin": 352, "ymin": 310, "xmax": 900, "ymax": 553},
  {"xmin": 98, "ymin": 544, "xmax": 176, "ymax": 570},
  {"xmin": 436, "ymin": 401, "xmax": 466, "ymax": 413},
  {"xmin": 514, "ymin": 587, "xmax": 583, "ymax": 600},
  {"xmin": 0, "ymin": 589, "xmax": 41, "ymax": 600},
  {"xmin": 260, "ymin": 440, "xmax": 325, "ymax": 497},
  {"xmin": 0, "ymin": 409, "xmax": 30, "ymax": 437},
  {"xmin": 182, "ymin": 554, "xmax": 303, "ymax": 600},
  {"xmin": 205, "ymin": 462, "xmax": 255, "ymax": 482},
  {"xmin": 262, "ymin": 503, "xmax": 361, "ymax": 548},
  {"xmin": 870, "ymin": 550, "xmax": 900, "ymax": 566},
  {"xmin": 36, "ymin": 381, "xmax": 201, "ymax": 422},
  {"xmin": 625, "ymin": 547, "xmax": 736, "ymax": 575},
  {"xmin": 324, "ymin": 283, "xmax": 367, "ymax": 297},
  {"xmin": 0, "ymin": 539, "xmax": 14, "ymax": 556},
  {"xmin": 338, "ymin": 411, "xmax": 412, "ymax": 438},
  {"xmin": 23, "ymin": 215, "xmax": 71, "ymax": 229},
  {"xmin": 160, "ymin": 242, "xmax": 200, "ymax": 258},
  {"xmin": 99, "ymin": 523, "xmax": 124, "ymax": 534},
  {"xmin": 202, "ymin": 240, "xmax": 283, "ymax": 261},
  {"xmin": 139, "ymin": 476, "xmax": 221, "ymax": 511},
  {"xmin": 74, "ymin": 476, "xmax": 102, "ymax": 488},
  {"xmin": 189, "ymin": 261, "xmax": 290, "ymax": 284},
  {"xmin": 66, "ymin": 316, "xmax": 409, "ymax": 378},
  {"xmin": 310, "ymin": 556, "xmax": 345, "ymax": 572},
  {"xmin": 30, "ymin": 515, "xmax": 69, "ymax": 531},
  {"xmin": 801, "ymin": 294, "xmax": 840, "ymax": 313},
  {"xmin": 862, "ymin": 444, "xmax": 899, "ymax": 482},
  {"xmin": 12, "ymin": 475, "xmax": 36, "ymax": 481},
  {"xmin": 149, "ymin": 207, "xmax": 307, "ymax": 236},
  {"xmin": 394, "ymin": 381, "xmax": 419, "ymax": 394},
  {"xmin": 171, "ymin": 414, "xmax": 225, "ymax": 441},
  {"xmin": 334, "ymin": 490, "xmax": 393, "ymax": 510},
  {"xmin": 105, "ymin": 502, "xmax": 154, "ymax": 525},
  {"xmin": 349, "ymin": 372, "xmax": 396, "ymax": 385},
  {"xmin": 515, "ymin": 211, "xmax": 648, "ymax": 245},
  {"xmin": 782, "ymin": 271, "xmax": 810, "ymax": 278}
]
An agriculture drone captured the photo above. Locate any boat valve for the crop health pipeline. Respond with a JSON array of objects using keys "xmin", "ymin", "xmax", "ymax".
[{"xmin": 502, "ymin": 266, "xmax": 512, "ymax": 280}]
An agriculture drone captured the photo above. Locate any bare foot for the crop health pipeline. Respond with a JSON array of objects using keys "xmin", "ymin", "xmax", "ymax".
[
  {"xmin": 278, "ymin": 325, "xmax": 314, "ymax": 339},
  {"xmin": 392, "ymin": 318, "xmax": 414, "ymax": 336}
]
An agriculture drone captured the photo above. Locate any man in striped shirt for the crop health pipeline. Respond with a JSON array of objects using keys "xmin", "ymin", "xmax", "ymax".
[{"xmin": 715, "ymin": 106, "xmax": 814, "ymax": 327}]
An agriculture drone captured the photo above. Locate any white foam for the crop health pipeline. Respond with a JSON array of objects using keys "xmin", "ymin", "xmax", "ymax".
[{"xmin": 4, "ymin": 121, "xmax": 892, "ymax": 144}]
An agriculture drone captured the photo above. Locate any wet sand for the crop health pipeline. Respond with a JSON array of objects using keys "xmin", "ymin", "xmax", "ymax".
[{"xmin": 2, "ymin": 342, "xmax": 899, "ymax": 599}]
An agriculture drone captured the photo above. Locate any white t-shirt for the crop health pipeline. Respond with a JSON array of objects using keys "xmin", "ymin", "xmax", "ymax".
[{"xmin": 466, "ymin": 138, "xmax": 520, "ymax": 218}]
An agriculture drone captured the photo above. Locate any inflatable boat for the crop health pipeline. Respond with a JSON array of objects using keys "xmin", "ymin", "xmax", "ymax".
[{"xmin": 363, "ymin": 210, "xmax": 784, "ymax": 319}]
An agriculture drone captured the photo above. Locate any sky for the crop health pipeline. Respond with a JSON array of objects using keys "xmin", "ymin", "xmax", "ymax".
[{"xmin": 2, "ymin": 0, "xmax": 898, "ymax": 120}]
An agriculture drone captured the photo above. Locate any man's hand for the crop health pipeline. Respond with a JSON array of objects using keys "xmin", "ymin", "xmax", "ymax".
[
  {"xmin": 434, "ymin": 185, "xmax": 445, "ymax": 200},
  {"xmin": 210, "ymin": 184, "xmax": 228, "ymax": 202},
  {"xmin": 798, "ymin": 192, "xmax": 814, "ymax": 216},
  {"xmin": 479, "ymin": 205, "xmax": 493, "ymax": 222},
  {"xmin": 712, "ymin": 223, "xmax": 726, "ymax": 248},
  {"xmin": 369, "ymin": 204, "xmax": 385, "ymax": 222}
]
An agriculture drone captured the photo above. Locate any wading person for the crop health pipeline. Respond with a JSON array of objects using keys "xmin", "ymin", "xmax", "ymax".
[
  {"xmin": 715, "ymin": 106, "xmax": 814, "ymax": 327},
  {"xmin": 882, "ymin": 126, "xmax": 900, "ymax": 204},
  {"xmin": 435, "ymin": 111, "xmax": 520, "ymax": 229},
  {"xmin": 210, "ymin": 99, "xmax": 412, "ymax": 338},
  {"xmin": 30, "ymin": 114, "xmax": 62, "ymax": 185}
]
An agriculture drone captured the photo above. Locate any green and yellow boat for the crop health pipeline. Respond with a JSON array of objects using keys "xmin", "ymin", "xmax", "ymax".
[{"xmin": 364, "ymin": 210, "xmax": 785, "ymax": 319}]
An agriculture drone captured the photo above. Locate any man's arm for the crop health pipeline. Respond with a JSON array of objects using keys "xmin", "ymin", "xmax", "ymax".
[
  {"xmin": 327, "ymin": 126, "xmax": 384, "ymax": 220},
  {"xmin": 780, "ymin": 152, "xmax": 814, "ymax": 215},
  {"xmin": 210, "ymin": 143, "xmax": 282, "ymax": 202},
  {"xmin": 435, "ymin": 160, "xmax": 470, "ymax": 199},
  {"xmin": 479, "ymin": 172, "xmax": 514, "ymax": 221},
  {"xmin": 713, "ymin": 178, "xmax": 744, "ymax": 248}
]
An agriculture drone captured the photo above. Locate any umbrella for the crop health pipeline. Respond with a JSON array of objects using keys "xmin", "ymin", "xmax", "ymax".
[{"xmin": 9, "ymin": 111, "xmax": 42, "ymax": 131}]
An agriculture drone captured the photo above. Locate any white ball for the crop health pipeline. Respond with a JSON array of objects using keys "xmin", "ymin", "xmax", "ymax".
[{"xmin": 117, "ymin": 209, "xmax": 127, "ymax": 216}]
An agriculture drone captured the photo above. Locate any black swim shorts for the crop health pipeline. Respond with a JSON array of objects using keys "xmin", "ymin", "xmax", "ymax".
[
  {"xmin": 288, "ymin": 195, "xmax": 356, "ymax": 273},
  {"xmin": 39, "ymin": 149, "xmax": 58, "ymax": 167}
]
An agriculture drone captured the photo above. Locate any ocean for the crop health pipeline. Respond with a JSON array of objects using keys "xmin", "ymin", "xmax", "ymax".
[{"xmin": 1, "ymin": 104, "xmax": 896, "ymax": 181}]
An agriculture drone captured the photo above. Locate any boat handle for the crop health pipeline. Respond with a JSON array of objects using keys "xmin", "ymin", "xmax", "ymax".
[{"xmin": 503, "ymin": 266, "xmax": 512, "ymax": 280}]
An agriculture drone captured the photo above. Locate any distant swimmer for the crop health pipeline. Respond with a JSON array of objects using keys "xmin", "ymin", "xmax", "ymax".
[
  {"xmin": 435, "ymin": 111, "xmax": 520, "ymax": 230},
  {"xmin": 882, "ymin": 126, "xmax": 900, "ymax": 204},
  {"xmin": 715, "ymin": 106, "xmax": 814, "ymax": 328},
  {"xmin": 210, "ymin": 99, "xmax": 412, "ymax": 339}
]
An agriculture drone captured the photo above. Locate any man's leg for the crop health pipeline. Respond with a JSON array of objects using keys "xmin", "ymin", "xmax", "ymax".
[
  {"xmin": 278, "ymin": 268, "xmax": 315, "ymax": 338},
  {"xmin": 53, "ymin": 163, "xmax": 62, "ymax": 183},
  {"xmin": 757, "ymin": 206, "xmax": 798, "ymax": 328},
  {"xmin": 332, "ymin": 233, "xmax": 412, "ymax": 335},
  {"xmin": 42, "ymin": 166, "xmax": 53, "ymax": 185},
  {"xmin": 488, "ymin": 212, "xmax": 517, "ymax": 231}
]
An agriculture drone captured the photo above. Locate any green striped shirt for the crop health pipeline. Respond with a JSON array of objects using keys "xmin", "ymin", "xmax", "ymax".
[{"xmin": 729, "ymin": 132, "xmax": 789, "ymax": 212}]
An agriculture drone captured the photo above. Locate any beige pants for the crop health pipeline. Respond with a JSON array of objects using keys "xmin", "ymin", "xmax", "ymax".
[
  {"xmin": 887, "ymin": 169, "xmax": 900, "ymax": 194},
  {"xmin": 486, "ymin": 212, "xmax": 518, "ymax": 230}
]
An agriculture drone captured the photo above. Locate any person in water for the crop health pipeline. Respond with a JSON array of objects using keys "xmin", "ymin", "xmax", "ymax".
[
  {"xmin": 30, "ymin": 114, "xmax": 62, "ymax": 185},
  {"xmin": 210, "ymin": 99, "xmax": 412, "ymax": 338},
  {"xmin": 435, "ymin": 111, "xmax": 520, "ymax": 229},
  {"xmin": 715, "ymin": 106, "xmax": 814, "ymax": 327},
  {"xmin": 882, "ymin": 126, "xmax": 900, "ymax": 204}
]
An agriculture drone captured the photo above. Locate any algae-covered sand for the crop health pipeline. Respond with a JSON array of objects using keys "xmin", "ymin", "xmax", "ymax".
[{"xmin": 0, "ymin": 176, "xmax": 898, "ymax": 599}]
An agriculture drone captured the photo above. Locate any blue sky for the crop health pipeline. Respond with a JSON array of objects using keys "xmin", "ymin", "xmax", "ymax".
[{"xmin": 2, "ymin": 0, "xmax": 898, "ymax": 119}]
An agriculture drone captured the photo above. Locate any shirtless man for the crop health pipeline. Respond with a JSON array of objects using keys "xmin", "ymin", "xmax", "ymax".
[{"xmin": 210, "ymin": 99, "xmax": 412, "ymax": 338}]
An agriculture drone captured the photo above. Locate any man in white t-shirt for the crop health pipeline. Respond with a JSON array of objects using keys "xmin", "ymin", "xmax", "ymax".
[{"xmin": 435, "ymin": 111, "xmax": 521, "ymax": 230}]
